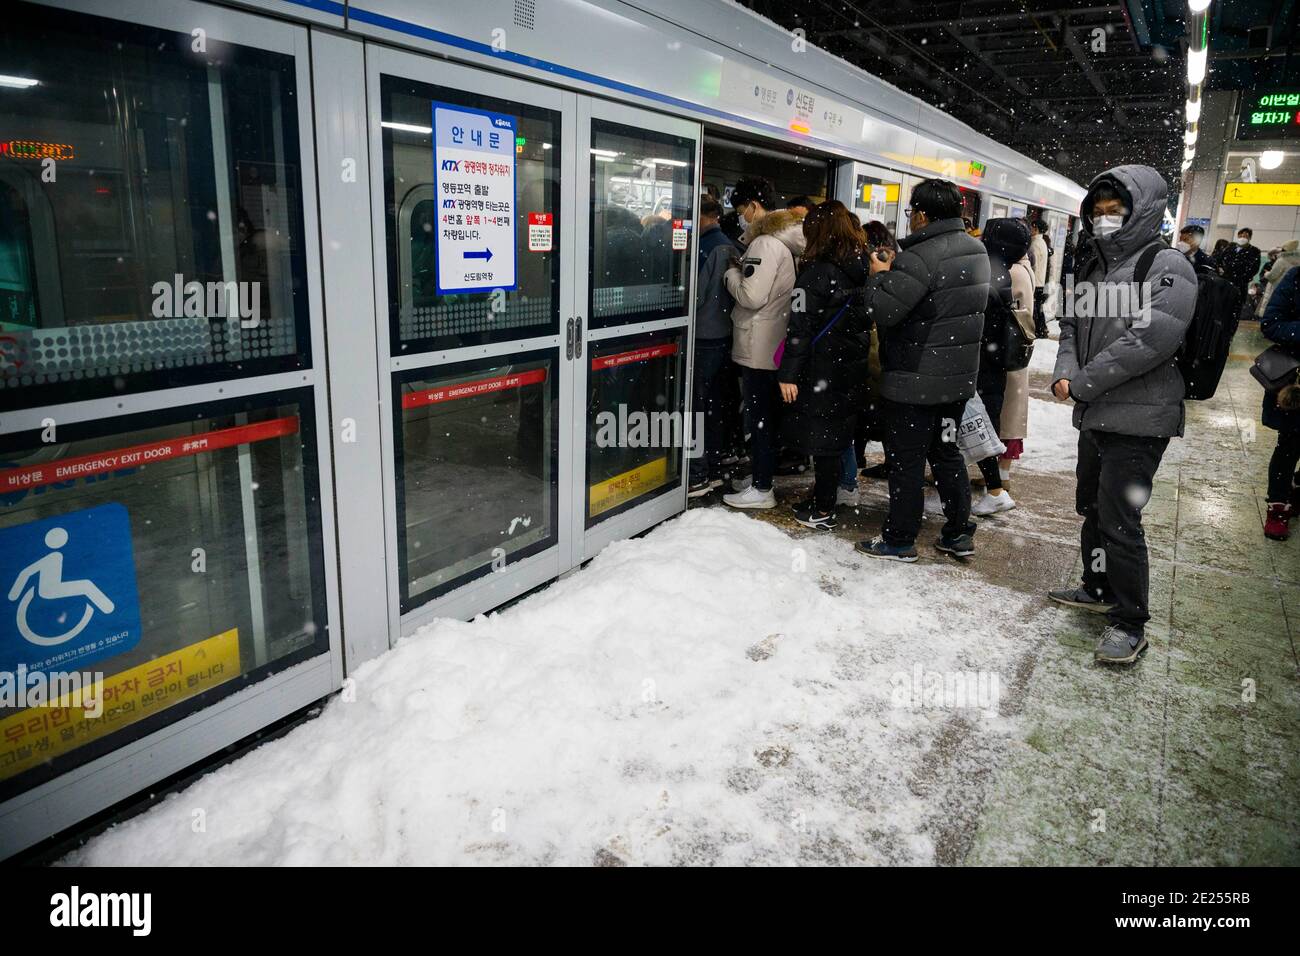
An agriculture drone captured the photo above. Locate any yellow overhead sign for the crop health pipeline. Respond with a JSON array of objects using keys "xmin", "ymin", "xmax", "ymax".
[{"xmin": 1222, "ymin": 181, "xmax": 1300, "ymax": 205}]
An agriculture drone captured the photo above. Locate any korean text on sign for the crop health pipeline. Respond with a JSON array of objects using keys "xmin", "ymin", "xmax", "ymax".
[{"xmin": 433, "ymin": 103, "xmax": 517, "ymax": 294}]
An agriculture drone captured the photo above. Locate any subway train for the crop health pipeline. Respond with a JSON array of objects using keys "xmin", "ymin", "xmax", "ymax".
[{"xmin": 0, "ymin": 0, "xmax": 1085, "ymax": 856}]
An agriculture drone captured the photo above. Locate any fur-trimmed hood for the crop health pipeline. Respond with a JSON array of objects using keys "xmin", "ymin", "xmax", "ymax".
[{"xmin": 745, "ymin": 207, "xmax": 807, "ymax": 253}]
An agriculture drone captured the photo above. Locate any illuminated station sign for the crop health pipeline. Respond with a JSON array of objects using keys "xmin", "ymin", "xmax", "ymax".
[{"xmin": 1237, "ymin": 90, "xmax": 1300, "ymax": 141}]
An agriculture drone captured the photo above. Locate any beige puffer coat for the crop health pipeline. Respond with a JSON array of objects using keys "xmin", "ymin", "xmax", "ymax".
[{"xmin": 725, "ymin": 209, "xmax": 807, "ymax": 370}]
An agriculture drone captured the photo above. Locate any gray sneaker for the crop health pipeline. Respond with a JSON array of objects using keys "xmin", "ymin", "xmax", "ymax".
[
  {"xmin": 1048, "ymin": 587, "xmax": 1116, "ymax": 614},
  {"xmin": 1093, "ymin": 626, "xmax": 1148, "ymax": 665}
]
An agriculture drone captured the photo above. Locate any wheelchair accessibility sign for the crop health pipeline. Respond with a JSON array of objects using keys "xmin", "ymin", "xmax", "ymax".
[{"xmin": 1, "ymin": 503, "xmax": 142, "ymax": 673}]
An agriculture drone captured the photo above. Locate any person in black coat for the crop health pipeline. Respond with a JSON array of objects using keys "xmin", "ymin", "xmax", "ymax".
[
  {"xmin": 776, "ymin": 200, "xmax": 872, "ymax": 530},
  {"xmin": 1220, "ymin": 226, "xmax": 1264, "ymax": 298},
  {"xmin": 1260, "ymin": 264, "xmax": 1300, "ymax": 540},
  {"xmin": 852, "ymin": 179, "xmax": 991, "ymax": 561},
  {"xmin": 973, "ymin": 217, "xmax": 1032, "ymax": 514}
]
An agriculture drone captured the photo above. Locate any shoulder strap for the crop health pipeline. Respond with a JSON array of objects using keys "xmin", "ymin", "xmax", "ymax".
[{"xmin": 1132, "ymin": 241, "xmax": 1170, "ymax": 288}]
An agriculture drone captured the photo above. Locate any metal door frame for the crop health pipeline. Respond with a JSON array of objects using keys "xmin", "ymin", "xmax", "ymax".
[
  {"xmin": 571, "ymin": 96, "xmax": 701, "ymax": 563},
  {"xmin": 363, "ymin": 44, "xmax": 580, "ymax": 640}
]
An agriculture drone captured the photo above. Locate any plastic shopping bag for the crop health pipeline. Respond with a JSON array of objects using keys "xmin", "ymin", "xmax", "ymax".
[{"xmin": 957, "ymin": 393, "xmax": 1006, "ymax": 465}]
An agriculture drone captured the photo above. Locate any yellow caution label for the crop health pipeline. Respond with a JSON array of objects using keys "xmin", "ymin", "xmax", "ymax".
[
  {"xmin": 589, "ymin": 457, "xmax": 670, "ymax": 517},
  {"xmin": 0, "ymin": 628, "xmax": 241, "ymax": 782},
  {"xmin": 1221, "ymin": 181, "xmax": 1300, "ymax": 205}
]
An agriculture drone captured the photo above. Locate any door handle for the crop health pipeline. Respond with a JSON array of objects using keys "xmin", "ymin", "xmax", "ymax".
[
  {"xmin": 566, "ymin": 317, "xmax": 574, "ymax": 360},
  {"xmin": 575, "ymin": 316, "xmax": 583, "ymax": 359}
]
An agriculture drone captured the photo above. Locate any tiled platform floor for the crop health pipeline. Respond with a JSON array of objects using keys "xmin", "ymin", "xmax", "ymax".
[{"xmin": 696, "ymin": 325, "xmax": 1300, "ymax": 864}]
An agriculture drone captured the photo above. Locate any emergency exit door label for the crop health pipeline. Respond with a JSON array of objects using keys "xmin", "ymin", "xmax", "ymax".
[
  {"xmin": 434, "ymin": 102, "xmax": 517, "ymax": 293},
  {"xmin": 528, "ymin": 212, "xmax": 553, "ymax": 252}
]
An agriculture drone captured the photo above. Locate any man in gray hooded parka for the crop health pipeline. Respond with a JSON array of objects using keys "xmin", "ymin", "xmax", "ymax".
[{"xmin": 1049, "ymin": 164, "xmax": 1197, "ymax": 665}]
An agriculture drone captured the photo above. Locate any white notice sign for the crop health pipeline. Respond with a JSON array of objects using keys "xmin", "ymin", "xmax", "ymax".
[{"xmin": 434, "ymin": 103, "xmax": 517, "ymax": 293}]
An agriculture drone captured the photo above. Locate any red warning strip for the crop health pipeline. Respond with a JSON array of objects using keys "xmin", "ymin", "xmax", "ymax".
[
  {"xmin": 0, "ymin": 416, "xmax": 299, "ymax": 494},
  {"xmin": 590, "ymin": 343, "xmax": 679, "ymax": 371},
  {"xmin": 402, "ymin": 367, "xmax": 548, "ymax": 409}
]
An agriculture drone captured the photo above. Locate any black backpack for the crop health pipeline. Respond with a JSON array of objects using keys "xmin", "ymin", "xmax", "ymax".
[{"xmin": 1133, "ymin": 242, "xmax": 1241, "ymax": 401}]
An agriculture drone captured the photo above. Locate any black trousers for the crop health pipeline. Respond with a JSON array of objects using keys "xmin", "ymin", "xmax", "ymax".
[
  {"xmin": 975, "ymin": 365, "xmax": 1007, "ymax": 491},
  {"xmin": 1267, "ymin": 430, "xmax": 1300, "ymax": 503},
  {"xmin": 813, "ymin": 454, "xmax": 841, "ymax": 512},
  {"xmin": 688, "ymin": 337, "xmax": 731, "ymax": 485},
  {"xmin": 741, "ymin": 367, "xmax": 780, "ymax": 491},
  {"xmin": 1076, "ymin": 429, "xmax": 1169, "ymax": 634},
  {"xmin": 882, "ymin": 399, "xmax": 973, "ymax": 545}
]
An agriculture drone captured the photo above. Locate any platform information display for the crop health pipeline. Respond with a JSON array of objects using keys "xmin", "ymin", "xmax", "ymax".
[
  {"xmin": 1222, "ymin": 181, "xmax": 1300, "ymax": 206},
  {"xmin": 433, "ymin": 102, "xmax": 517, "ymax": 294},
  {"xmin": 1237, "ymin": 89, "xmax": 1300, "ymax": 141}
]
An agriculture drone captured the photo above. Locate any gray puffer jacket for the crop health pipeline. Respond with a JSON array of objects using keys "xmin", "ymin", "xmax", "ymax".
[{"xmin": 1053, "ymin": 164, "xmax": 1197, "ymax": 438}]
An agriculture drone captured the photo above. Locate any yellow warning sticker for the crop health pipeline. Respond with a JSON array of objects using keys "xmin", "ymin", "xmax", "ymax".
[
  {"xmin": 0, "ymin": 628, "xmax": 241, "ymax": 782},
  {"xmin": 589, "ymin": 457, "xmax": 670, "ymax": 518}
]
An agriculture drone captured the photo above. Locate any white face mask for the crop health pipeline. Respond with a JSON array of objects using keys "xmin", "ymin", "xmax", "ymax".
[
  {"xmin": 1092, "ymin": 214, "xmax": 1124, "ymax": 237},
  {"xmin": 1236, "ymin": 236, "xmax": 1249, "ymax": 246},
  {"xmin": 1175, "ymin": 240, "xmax": 1191, "ymax": 253}
]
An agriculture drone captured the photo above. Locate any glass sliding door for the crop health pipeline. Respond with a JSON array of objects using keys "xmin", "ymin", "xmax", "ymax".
[
  {"xmin": 368, "ymin": 46, "xmax": 575, "ymax": 632},
  {"xmin": 574, "ymin": 99, "xmax": 699, "ymax": 559}
]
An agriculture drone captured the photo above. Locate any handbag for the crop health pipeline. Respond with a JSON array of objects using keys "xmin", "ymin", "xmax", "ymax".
[
  {"xmin": 1000, "ymin": 262, "xmax": 1036, "ymax": 371},
  {"xmin": 1250, "ymin": 344, "xmax": 1300, "ymax": 392}
]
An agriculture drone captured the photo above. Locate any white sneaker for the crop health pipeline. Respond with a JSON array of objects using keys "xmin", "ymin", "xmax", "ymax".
[
  {"xmin": 971, "ymin": 490, "xmax": 1016, "ymax": 516},
  {"xmin": 723, "ymin": 485, "xmax": 776, "ymax": 510},
  {"xmin": 731, "ymin": 474, "xmax": 753, "ymax": 492},
  {"xmin": 837, "ymin": 485, "xmax": 860, "ymax": 507}
]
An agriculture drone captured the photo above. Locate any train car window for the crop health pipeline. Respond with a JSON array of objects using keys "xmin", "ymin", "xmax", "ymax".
[
  {"xmin": 0, "ymin": 2, "xmax": 312, "ymax": 412},
  {"xmin": 0, "ymin": 389, "xmax": 330, "ymax": 798},
  {"xmin": 588, "ymin": 120, "xmax": 694, "ymax": 328},
  {"xmin": 381, "ymin": 76, "xmax": 561, "ymax": 352},
  {"xmin": 392, "ymin": 352, "xmax": 559, "ymax": 610}
]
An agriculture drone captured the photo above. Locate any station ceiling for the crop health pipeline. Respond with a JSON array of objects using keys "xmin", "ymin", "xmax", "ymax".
[{"xmin": 736, "ymin": 1, "xmax": 1218, "ymax": 196}]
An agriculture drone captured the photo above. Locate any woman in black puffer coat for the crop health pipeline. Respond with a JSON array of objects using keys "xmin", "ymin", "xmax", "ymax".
[{"xmin": 776, "ymin": 200, "xmax": 872, "ymax": 529}]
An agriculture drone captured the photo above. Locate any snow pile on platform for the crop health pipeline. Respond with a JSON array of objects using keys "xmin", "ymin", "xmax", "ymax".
[{"xmin": 67, "ymin": 509, "xmax": 1052, "ymax": 866}]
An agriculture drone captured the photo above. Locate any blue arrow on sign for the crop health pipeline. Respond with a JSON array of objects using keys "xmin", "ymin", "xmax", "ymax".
[{"xmin": 463, "ymin": 248, "xmax": 494, "ymax": 262}]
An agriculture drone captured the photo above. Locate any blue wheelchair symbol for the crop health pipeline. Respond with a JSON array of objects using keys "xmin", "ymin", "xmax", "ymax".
[{"xmin": 1, "ymin": 503, "xmax": 142, "ymax": 673}]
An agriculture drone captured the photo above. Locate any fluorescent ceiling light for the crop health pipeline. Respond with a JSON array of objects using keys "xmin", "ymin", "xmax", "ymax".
[
  {"xmin": 1185, "ymin": 98, "xmax": 1201, "ymax": 122},
  {"xmin": 1187, "ymin": 47, "xmax": 1208, "ymax": 85},
  {"xmin": 0, "ymin": 74, "xmax": 39, "ymax": 89},
  {"xmin": 542, "ymin": 143, "xmax": 552, "ymax": 149},
  {"xmin": 1188, "ymin": 0, "xmax": 1212, "ymax": 12},
  {"xmin": 1185, "ymin": 128, "xmax": 1197, "ymax": 145},
  {"xmin": 590, "ymin": 148, "xmax": 621, "ymax": 157},
  {"xmin": 649, "ymin": 158, "xmax": 688, "ymax": 167},
  {"xmin": 382, "ymin": 121, "xmax": 432, "ymax": 134},
  {"xmin": 1261, "ymin": 150, "xmax": 1284, "ymax": 169}
]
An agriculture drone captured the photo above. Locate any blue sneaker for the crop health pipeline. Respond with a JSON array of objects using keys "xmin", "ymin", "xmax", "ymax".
[
  {"xmin": 936, "ymin": 532, "xmax": 975, "ymax": 558},
  {"xmin": 855, "ymin": 536, "xmax": 918, "ymax": 562},
  {"xmin": 1094, "ymin": 626, "xmax": 1148, "ymax": 665}
]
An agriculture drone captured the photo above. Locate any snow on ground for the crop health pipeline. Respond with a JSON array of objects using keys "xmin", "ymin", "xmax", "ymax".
[
  {"xmin": 1017, "ymin": 398, "xmax": 1078, "ymax": 474},
  {"xmin": 66, "ymin": 508, "xmax": 1053, "ymax": 867},
  {"xmin": 1028, "ymin": 335, "xmax": 1059, "ymax": 374}
]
